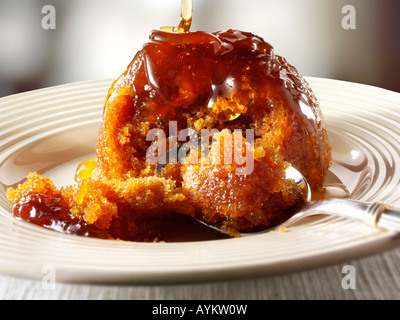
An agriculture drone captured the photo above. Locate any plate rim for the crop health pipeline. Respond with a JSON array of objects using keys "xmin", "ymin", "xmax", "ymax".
[{"xmin": 0, "ymin": 77, "xmax": 400, "ymax": 284}]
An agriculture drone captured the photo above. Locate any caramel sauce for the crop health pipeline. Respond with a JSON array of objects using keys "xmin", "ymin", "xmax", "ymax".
[
  {"xmin": 311, "ymin": 184, "xmax": 350, "ymax": 201},
  {"xmin": 161, "ymin": 0, "xmax": 193, "ymax": 33},
  {"xmin": 120, "ymin": 27, "xmax": 320, "ymax": 142},
  {"xmin": 13, "ymin": 194, "xmax": 112, "ymax": 239},
  {"xmin": 75, "ymin": 157, "xmax": 96, "ymax": 182},
  {"xmin": 13, "ymin": 194, "xmax": 228, "ymax": 242},
  {"xmin": 177, "ymin": 0, "xmax": 193, "ymax": 33}
]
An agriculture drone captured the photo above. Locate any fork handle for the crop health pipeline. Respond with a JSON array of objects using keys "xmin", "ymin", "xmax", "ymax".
[{"xmin": 309, "ymin": 198, "xmax": 400, "ymax": 232}]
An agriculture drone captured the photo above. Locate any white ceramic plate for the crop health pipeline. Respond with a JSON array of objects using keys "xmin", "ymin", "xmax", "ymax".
[{"xmin": 0, "ymin": 77, "xmax": 399, "ymax": 284}]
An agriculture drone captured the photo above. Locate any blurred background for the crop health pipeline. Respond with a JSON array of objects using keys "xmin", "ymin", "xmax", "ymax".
[{"xmin": 0, "ymin": 0, "xmax": 399, "ymax": 98}]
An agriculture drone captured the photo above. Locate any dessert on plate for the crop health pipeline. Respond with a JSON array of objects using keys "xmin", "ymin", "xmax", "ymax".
[{"xmin": 7, "ymin": 24, "xmax": 331, "ymax": 242}]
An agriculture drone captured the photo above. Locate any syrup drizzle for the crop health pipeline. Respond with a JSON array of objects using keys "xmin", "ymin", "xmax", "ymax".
[
  {"xmin": 161, "ymin": 0, "xmax": 193, "ymax": 33},
  {"xmin": 177, "ymin": 0, "xmax": 193, "ymax": 32}
]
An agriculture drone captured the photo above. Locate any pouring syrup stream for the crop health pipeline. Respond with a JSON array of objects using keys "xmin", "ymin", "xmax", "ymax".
[
  {"xmin": 177, "ymin": 0, "xmax": 193, "ymax": 32},
  {"xmin": 161, "ymin": 0, "xmax": 193, "ymax": 33}
]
